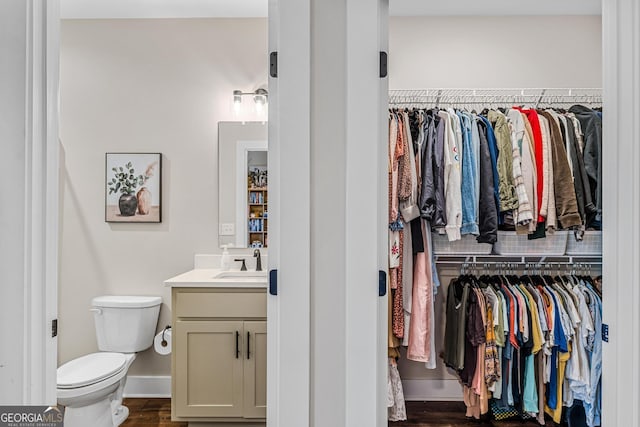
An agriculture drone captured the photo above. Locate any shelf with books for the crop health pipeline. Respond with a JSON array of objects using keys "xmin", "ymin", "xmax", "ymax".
[{"xmin": 247, "ymin": 185, "xmax": 267, "ymax": 247}]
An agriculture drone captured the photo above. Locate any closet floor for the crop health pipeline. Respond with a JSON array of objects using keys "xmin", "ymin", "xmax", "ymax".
[
  {"xmin": 118, "ymin": 398, "xmax": 552, "ymax": 426},
  {"xmin": 390, "ymin": 401, "xmax": 553, "ymax": 426}
]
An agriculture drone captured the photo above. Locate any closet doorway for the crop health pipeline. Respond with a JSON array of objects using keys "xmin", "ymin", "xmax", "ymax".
[{"xmin": 384, "ymin": 1, "xmax": 608, "ymax": 425}]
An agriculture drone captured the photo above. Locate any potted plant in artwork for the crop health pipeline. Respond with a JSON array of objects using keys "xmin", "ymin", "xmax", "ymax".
[
  {"xmin": 108, "ymin": 161, "xmax": 157, "ymax": 216},
  {"xmin": 135, "ymin": 161, "xmax": 158, "ymax": 215},
  {"xmin": 105, "ymin": 153, "xmax": 162, "ymax": 222}
]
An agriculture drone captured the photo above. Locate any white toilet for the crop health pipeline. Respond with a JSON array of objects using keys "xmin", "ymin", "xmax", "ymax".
[{"xmin": 57, "ymin": 295, "xmax": 162, "ymax": 427}]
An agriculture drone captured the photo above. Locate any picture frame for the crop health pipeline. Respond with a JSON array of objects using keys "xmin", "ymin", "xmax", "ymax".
[{"xmin": 105, "ymin": 153, "xmax": 162, "ymax": 223}]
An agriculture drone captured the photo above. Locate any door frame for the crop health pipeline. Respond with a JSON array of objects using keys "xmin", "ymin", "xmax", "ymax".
[
  {"xmin": 23, "ymin": 0, "xmax": 60, "ymax": 405},
  {"xmin": 266, "ymin": 0, "xmax": 312, "ymax": 426},
  {"xmin": 344, "ymin": 1, "xmax": 389, "ymax": 426},
  {"xmin": 601, "ymin": 1, "xmax": 640, "ymax": 425}
]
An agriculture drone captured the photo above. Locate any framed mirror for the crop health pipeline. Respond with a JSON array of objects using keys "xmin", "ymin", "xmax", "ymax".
[{"xmin": 218, "ymin": 121, "xmax": 268, "ymax": 248}]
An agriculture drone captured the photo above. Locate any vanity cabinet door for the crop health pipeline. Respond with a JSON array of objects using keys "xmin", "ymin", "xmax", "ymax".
[
  {"xmin": 243, "ymin": 321, "xmax": 267, "ymax": 418},
  {"xmin": 174, "ymin": 320, "xmax": 244, "ymax": 418}
]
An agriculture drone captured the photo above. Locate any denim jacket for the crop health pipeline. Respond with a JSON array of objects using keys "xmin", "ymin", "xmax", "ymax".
[{"xmin": 457, "ymin": 111, "xmax": 479, "ymax": 235}]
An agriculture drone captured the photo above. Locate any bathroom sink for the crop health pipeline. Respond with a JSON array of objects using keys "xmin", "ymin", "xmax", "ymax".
[{"xmin": 213, "ymin": 270, "xmax": 267, "ymax": 279}]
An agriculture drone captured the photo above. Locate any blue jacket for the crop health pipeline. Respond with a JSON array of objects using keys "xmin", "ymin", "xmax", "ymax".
[{"xmin": 457, "ymin": 111, "xmax": 479, "ymax": 235}]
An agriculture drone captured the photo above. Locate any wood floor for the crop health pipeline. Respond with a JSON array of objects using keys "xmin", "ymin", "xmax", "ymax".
[
  {"xmin": 121, "ymin": 399, "xmax": 185, "ymax": 427},
  {"xmin": 120, "ymin": 399, "xmax": 552, "ymax": 426},
  {"xmin": 391, "ymin": 401, "xmax": 551, "ymax": 426}
]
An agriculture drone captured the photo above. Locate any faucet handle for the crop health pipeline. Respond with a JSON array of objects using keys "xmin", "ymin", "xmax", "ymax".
[{"xmin": 234, "ymin": 258, "xmax": 247, "ymax": 271}]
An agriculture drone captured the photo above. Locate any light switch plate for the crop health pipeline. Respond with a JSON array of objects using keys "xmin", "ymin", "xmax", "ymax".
[{"xmin": 219, "ymin": 223, "xmax": 235, "ymax": 236}]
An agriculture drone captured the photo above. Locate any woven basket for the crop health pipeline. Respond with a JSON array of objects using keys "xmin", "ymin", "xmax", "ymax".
[
  {"xmin": 431, "ymin": 233, "xmax": 493, "ymax": 255},
  {"xmin": 566, "ymin": 231, "xmax": 602, "ymax": 255},
  {"xmin": 493, "ymin": 230, "xmax": 568, "ymax": 256}
]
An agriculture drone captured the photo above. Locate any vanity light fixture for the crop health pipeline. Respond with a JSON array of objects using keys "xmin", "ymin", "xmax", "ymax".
[{"xmin": 233, "ymin": 88, "xmax": 269, "ymax": 107}]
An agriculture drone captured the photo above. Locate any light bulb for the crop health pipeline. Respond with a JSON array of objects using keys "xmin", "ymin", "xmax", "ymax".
[
  {"xmin": 233, "ymin": 89, "xmax": 242, "ymax": 104},
  {"xmin": 233, "ymin": 90, "xmax": 242, "ymax": 115},
  {"xmin": 253, "ymin": 88, "xmax": 268, "ymax": 108}
]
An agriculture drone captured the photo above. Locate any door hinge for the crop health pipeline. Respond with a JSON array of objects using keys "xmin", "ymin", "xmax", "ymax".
[
  {"xmin": 379, "ymin": 51, "xmax": 388, "ymax": 78},
  {"xmin": 379, "ymin": 270, "xmax": 387, "ymax": 296},
  {"xmin": 270, "ymin": 52, "xmax": 278, "ymax": 78},
  {"xmin": 269, "ymin": 269, "xmax": 278, "ymax": 295},
  {"xmin": 51, "ymin": 319, "xmax": 58, "ymax": 338},
  {"xmin": 602, "ymin": 323, "xmax": 609, "ymax": 343}
]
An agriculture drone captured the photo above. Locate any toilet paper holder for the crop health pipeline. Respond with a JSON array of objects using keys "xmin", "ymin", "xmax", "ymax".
[{"xmin": 160, "ymin": 325, "xmax": 171, "ymax": 347}]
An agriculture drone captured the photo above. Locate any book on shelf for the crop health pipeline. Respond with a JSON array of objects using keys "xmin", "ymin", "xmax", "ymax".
[
  {"xmin": 248, "ymin": 218, "xmax": 267, "ymax": 232},
  {"xmin": 249, "ymin": 192, "xmax": 266, "ymax": 204}
]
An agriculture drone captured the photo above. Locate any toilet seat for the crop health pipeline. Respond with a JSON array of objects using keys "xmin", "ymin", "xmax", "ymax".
[{"xmin": 58, "ymin": 353, "xmax": 128, "ymax": 389}]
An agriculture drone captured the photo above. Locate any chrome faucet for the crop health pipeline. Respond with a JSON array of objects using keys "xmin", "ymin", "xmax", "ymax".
[{"xmin": 253, "ymin": 249, "xmax": 262, "ymax": 271}]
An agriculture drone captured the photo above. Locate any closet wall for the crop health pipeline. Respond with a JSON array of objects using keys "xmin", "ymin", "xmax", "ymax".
[
  {"xmin": 390, "ymin": 16, "xmax": 601, "ymax": 89},
  {"xmin": 388, "ymin": 15, "xmax": 603, "ymax": 400}
]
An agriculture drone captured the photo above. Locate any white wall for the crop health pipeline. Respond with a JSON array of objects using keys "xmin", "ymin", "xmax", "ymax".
[
  {"xmin": 59, "ymin": 18, "xmax": 267, "ymax": 376},
  {"xmin": 389, "ymin": 15, "xmax": 602, "ymax": 394},
  {"xmin": 389, "ymin": 16, "xmax": 602, "ymax": 89}
]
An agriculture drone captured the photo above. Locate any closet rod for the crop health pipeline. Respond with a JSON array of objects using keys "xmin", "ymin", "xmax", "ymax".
[
  {"xmin": 435, "ymin": 260, "xmax": 602, "ymax": 266},
  {"xmin": 433, "ymin": 255, "xmax": 602, "ymax": 265},
  {"xmin": 388, "ymin": 88, "xmax": 602, "ymax": 107},
  {"xmin": 388, "ymin": 88, "xmax": 602, "ymax": 96}
]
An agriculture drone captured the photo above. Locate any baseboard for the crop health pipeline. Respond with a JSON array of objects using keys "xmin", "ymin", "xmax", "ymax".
[
  {"xmin": 123, "ymin": 376, "xmax": 461, "ymax": 401},
  {"xmin": 401, "ymin": 379, "xmax": 463, "ymax": 401},
  {"xmin": 123, "ymin": 375, "xmax": 171, "ymax": 398}
]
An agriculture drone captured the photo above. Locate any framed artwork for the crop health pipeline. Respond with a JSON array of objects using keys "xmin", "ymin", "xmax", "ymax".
[{"xmin": 105, "ymin": 153, "xmax": 162, "ymax": 223}]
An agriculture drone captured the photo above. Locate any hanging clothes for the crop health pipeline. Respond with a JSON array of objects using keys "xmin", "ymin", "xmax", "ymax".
[
  {"xmin": 391, "ymin": 105, "xmax": 601, "ymax": 244},
  {"xmin": 568, "ymin": 105, "xmax": 603, "ymax": 230},
  {"xmin": 407, "ymin": 220, "xmax": 435, "ymax": 362},
  {"xmin": 439, "ymin": 110, "xmax": 463, "ymax": 241},
  {"xmin": 506, "ymin": 109, "xmax": 534, "ymax": 227},
  {"xmin": 458, "ymin": 111, "xmax": 480, "ymax": 235},
  {"xmin": 539, "ymin": 110, "xmax": 582, "ymax": 229},
  {"xmin": 443, "ymin": 271, "xmax": 602, "ymax": 425},
  {"xmin": 387, "ymin": 358, "xmax": 407, "ymax": 421},
  {"xmin": 488, "ymin": 110, "xmax": 518, "ymax": 213},
  {"xmin": 476, "ymin": 117, "xmax": 499, "ymax": 244},
  {"xmin": 515, "ymin": 107, "xmax": 546, "ymax": 224},
  {"xmin": 386, "ymin": 102, "xmax": 602, "ymax": 424},
  {"xmin": 388, "ymin": 109, "xmax": 442, "ymax": 422}
]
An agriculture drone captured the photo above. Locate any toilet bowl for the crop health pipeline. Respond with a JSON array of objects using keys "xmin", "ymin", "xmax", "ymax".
[
  {"xmin": 57, "ymin": 296, "xmax": 161, "ymax": 427},
  {"xmin": 58, "ymin": 353, "xmax": 135, "ymax": 427}
]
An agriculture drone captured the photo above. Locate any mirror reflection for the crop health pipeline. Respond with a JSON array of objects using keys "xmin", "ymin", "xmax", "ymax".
[{"xmin": 218, "ymin": 122, "xmax": 268, "ymax": 248}]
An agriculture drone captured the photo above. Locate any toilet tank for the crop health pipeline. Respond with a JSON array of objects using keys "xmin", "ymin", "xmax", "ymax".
[{"xmin": 92, "ymin": 296, "xmax": 162, "ymax": 353}]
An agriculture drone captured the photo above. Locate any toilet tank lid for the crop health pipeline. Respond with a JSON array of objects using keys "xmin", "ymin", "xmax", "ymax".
[{"xmin": 92, "ymin": 296, "xmax": 162, "ymax": 308}]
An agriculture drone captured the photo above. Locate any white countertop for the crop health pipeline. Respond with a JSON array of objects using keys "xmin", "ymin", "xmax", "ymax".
[{"xmin": 164, "ymin": 268, "xmax": 268, "ymax": 288}]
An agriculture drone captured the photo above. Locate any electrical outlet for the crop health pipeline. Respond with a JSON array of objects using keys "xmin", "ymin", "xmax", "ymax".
[{"xmin": 219, "ymin": 223, "xmax": 235, "ymax": 236}]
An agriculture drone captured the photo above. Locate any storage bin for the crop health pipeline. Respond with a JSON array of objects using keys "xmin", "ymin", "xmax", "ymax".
[
  {"xmin": 431, "ymin": 233, "xmax": 493, "ymax": 255},
  {"xmin": 493, "ymin": 230, "xmax": 568, "ymax": 256},
  {"xmin": 565, "ymin": 230, "xmax": 602, "ymax": 255}
]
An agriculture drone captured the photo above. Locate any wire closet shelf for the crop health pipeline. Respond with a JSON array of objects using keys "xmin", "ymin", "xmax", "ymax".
[{"xmin": 388, "ymin": 88, "xmax": 602, "ymax": 109}]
